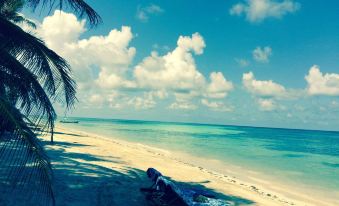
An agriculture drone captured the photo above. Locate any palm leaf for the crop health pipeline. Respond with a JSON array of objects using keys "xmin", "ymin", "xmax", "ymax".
[
  {"xmin": 0, "ymin": 16, "xmax": 77, "ymax": 109},
  {"xmin": 0, "ymin": 97, "xmax": 55, "ymax": 206},
  {"xmin": 26, "ymin": 0, "xmax": 101, "ymax": 26},
  {"xmin": 0, "ymin": 49, "xmax": 56, "ymax": 205},
  {"xmin": 0, "ymin": 50, "xmax": 56, "ymax": 133}
]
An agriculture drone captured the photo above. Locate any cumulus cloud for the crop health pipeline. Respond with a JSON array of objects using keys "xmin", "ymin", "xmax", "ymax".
[
  {"xmin": 252, "ymin": 46, "xmax": 272, "ymax": 63},
  {"xmin": 136, "ymin": 4, "xmax": 164, "ymax": 22},
  {"xmin": 242, "ymin": 72, "xmax": 290, "ymax": 111},
  {"xmin": 39, "ymin": 11, "xmax": 85, "ymax": 50},
  {"xmin": 127, "ymin": 93, "xmax": 157, "ymax": 110},
  {"xmin": 134, "ymin": 33, "xmax": 233, "ymax": 102},
  {"xmin": 127, "ymin": 91, "xmax": 170, "ymax": 110},
  {"xmin": 257, "ymin": 98, "xmax": 276, "ymax": 111},
  {"xmin": 305, "ymin": 65, "xmax": 339, "ymax": 96},
  {"xmin": 37, "ymin": 10, "xmax": 139, "ymax": 111},
  {"xmin": 242, "ymin": 72, "xmax": 286, "ymax": 97},
  {"xmin": 167, "ymin": 91, "xmax": 202, "ymax": 110},
  {"xmin": 85, "ymin": 92, "xmax": 125, "ymax": 109},
  {"xmin": 230, "ymin": 0, "xmax": 300, "ymax": 23},
  {"xmin": 201, "ymin": 99, "xmax": 233, "ymax": 112},
  {"xmin": 134, "ymin": 33, "xmax": 233, "ymax": 107},
  {"xmin": 134, "ymin": 33, "xmax": 206, "ymax": 91},
  {"xmin": 169, "ymin": 101, "xmax": 197, "ymax": 110},
  {"xmin": 38, "ymin": 10, "xmax": 136, "ymax": 91},
  {"xmin": 88, "ymin": 94, "xmax": 104, "ymax": 106},
  {"xmin": 34, "ymin": 11, "xmax": 234, "ymax": 111},
  {"xmin": 205, "ymin": 72, "xmax": 233, "ymax": 98}
]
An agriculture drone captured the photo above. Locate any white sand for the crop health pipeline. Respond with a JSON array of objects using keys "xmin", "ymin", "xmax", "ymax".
[{"xmin": 40, "ymin": 126, "xmax": 337, "ymax": 206}]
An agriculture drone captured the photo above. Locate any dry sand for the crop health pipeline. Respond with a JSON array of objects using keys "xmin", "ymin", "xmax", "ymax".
[{"xmin": 40, "ymin": 126, "xmax": 335, "ymax": 206}]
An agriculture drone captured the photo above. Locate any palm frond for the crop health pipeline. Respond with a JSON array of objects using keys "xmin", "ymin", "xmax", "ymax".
[
  {"xmin": 0, "ymin": 0, "xmax": 24, "ymax": 16},
  {"xmin": 23, "ymin": 17, "xmax": 37, "ymax": 28},
  {"xmin": 0, "ymin": 97, "xmax": 55, "ymax": 206},
  {"xmin": 0, "ymin": 16, "xmax": 77, "ymax": 109},
  {"xmin": 0, "ymin": 0, "xmax": 37, "ymax": 29},
  {"xmin": 11, "ymin": 14, "xmax": 37, "ymax": 29},
  {"xmin": 0, "ymin": 50, "xmax": 56, "ymax": 134},
  {"xmin": 26, "ymin": 0, "xmax": 102, "ymax": 26}
]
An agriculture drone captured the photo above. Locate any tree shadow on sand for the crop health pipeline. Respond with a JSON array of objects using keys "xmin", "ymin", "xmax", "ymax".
[
  {"xmin": 53, "ymin": 131, "xmax": 86, "ymax": 137},
  {"xmin": 41, "ymin": 140, "xmax": 255, "ymax": 206},
  {"xmin": 41, "ymin": 140, "xmax": 148, "ymax": 206}
]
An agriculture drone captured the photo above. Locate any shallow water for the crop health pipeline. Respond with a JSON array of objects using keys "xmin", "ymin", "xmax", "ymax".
[{"xmin": 58, "ymin": 117, "xmax": 339, "ymax": 197}]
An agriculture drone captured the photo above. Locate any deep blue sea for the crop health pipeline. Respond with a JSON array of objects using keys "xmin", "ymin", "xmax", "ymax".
[{"xmin": 58, "ymin": 117, "xmax": 339, "ymax": 198}]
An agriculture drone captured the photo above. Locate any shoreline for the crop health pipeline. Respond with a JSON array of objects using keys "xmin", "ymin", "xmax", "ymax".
[{"xmin": 41, "ymin": 126, "xmax": 337, "ymax": 206}]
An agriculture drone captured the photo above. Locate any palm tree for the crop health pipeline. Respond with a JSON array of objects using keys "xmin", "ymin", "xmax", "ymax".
[
  {"xmin": 0, "ymin": 0, "xmax": 36, "ymax": 28},
  {"xmin": 0, "ymin": 0, "xmax": 101, "ymax": 205}
]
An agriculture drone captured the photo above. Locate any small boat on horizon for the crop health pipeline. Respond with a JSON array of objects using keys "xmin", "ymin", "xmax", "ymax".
[
  {"xmin": 60, "ymin": 117, "xmax": 79, "ymax": 124},
  {"xmin": 59, "ymin": 120, "xmax": 79, "ymax": 123}
]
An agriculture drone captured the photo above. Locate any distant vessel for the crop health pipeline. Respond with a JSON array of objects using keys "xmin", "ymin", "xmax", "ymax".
[
  {"xmin": 60, "ymin": 117, "xmax": 79, "ymax": 123},
  {"xmin": 60, "ymin": 120, "xmax": 79, "ymax": 123}
]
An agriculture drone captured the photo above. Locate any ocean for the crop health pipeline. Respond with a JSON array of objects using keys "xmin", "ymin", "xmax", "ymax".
[{"xmin": 58, "ymin": 117, "xmax": 339, "ymax": 200}]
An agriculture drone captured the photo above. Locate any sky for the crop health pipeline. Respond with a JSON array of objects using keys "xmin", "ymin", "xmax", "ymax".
[{"xmin": 22, "ymin": 0, "xmax": 339, "ymax": 131}]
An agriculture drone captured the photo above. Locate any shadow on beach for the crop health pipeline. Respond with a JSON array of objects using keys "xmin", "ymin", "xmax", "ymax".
[
  {"xmin": 40, "ymin": 140, "xmax": 255, "ymax": 206},
  {"xmin": 42, "ymin": 140, "xmax": 148, "ymax": 206},
  {"xmin": 52, "ymin": 131, "xmax": 86, "ymax": 137}
]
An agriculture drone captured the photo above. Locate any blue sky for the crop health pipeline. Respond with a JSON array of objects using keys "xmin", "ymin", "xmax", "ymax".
[{"xmin": 23, "ymin": 0, "xmax": 339, "ymax": 131}]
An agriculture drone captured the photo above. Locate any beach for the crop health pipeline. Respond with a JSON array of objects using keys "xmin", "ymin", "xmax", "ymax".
[
  {"xmin": 40, "ymin": 126, "xmax": 338, "ymax": 206},
  {"xmin": 1, "ymin": 1, "xmax": 338, "ymax": 206}
]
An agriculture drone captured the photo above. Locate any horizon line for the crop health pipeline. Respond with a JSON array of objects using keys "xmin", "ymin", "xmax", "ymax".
[{"xmin": 58, "ymin": 115, "xmax": 339, "ymax": 133}]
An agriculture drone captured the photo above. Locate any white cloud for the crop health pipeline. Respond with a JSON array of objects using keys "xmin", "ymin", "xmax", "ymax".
[
  {"xmin": 134, "ymin": 33, "xmax": 206, "ymax": 91},
  {"xmin": 253, "ymin": 46, "xmax": 272, "ymax": 63},
  {"xmin": 257, "ymin": 98, "xmax": 277, "ymax": 111},
  {"xmin": 38, "ymin": 10, "xmax": 136, "ymax": 91},
  {"xmin": 177, "ymin": 33, "xmax": 206, "ymax": 55},
  {"xmin": 205, "ymin": 72, "xmax": 233, "ymax": 98},
  {"xmin": 106, "ymin": 92, "xmax": 125, "ymax": 109},
  {"xmin": 257, "ymin": 98, "xmax": 276, "ymax": 111},
  {"xmin": 134, "ymin": 33, "xmax": 233, "ymax": 108},
  {"xmin": 242, "ymin": 71, "xmax": 286, "ymax": 97},
  {"xmin": 173, "ymin": 91, "xmax": 200, "ymax": 102},
  {"xmin": 84, "ymin": 92, "xmax": 125, "ymax": 109},
  {"xmin": 235, "ymin": 58, "xmax": 250, "ymax": 67},
  {"xmin": 169, "ymin": 101, "xmax": 197, "ymax": 110},
  {"xmin": 305, "ymin": 65, "xmax": 339, "ymax": 96},
  {"xmin": 149, "ymin": 90, "xmax": 169, "ymax": 99},
  {"xmin": 127, "ymin": 91, "xmax": 169, "ymax": 110},
  {"xmin": 230, "ymin": 0, "xmax": 300, "ymax": 23},
  {"xmin": 95, "ymin": 70, "xmax": 136, "ymax": 90},
  {"xmin": 36, "ymin": 10, "xmax": 139, "ymax": 110},
  {"xmin": 88, "ymin": 94, "xmax": 104, "ymax": 106},
  {"xmin": 201, "ymin": 99, "xmax": 233, "ymax": 112},
  {"xmin": 128, "ymin": 93, "xmax": 157, "ymax": 110},
  {"xmin": 243, "ymin": 72, "xmax": 290, "ymax": 112},
  {"xmin": 38, "ymin": 11, "xmax": 86, "ymax": 50},
  {"xmin": 136, "ymin": 4, "xmax": 164, "ymax": 22},
  {"xmin": 34, "ymin": 11, "xmax": 234, "ymax": 111}
]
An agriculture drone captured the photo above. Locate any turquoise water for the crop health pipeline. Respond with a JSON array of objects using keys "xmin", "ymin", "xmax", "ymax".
[{"xmin": 58, "ymin": 117, "xmax": 339, "ymax": 195}]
